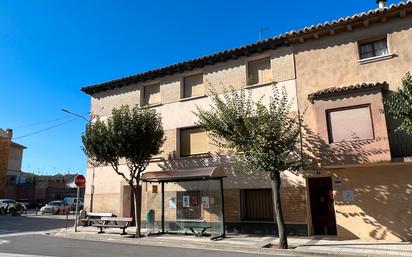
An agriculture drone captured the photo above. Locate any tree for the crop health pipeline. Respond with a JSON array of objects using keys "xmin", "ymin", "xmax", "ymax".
[
  {"xmin": 385, "ymin": 73, "xmax": 412, "ymax": 136},
  {"xmin": 195, "ymin": 86, "xmax": 303, "ymax": 249},
  {"xmin": 82, "ymin": 105, "xmax": 165, "ymax": 238}
]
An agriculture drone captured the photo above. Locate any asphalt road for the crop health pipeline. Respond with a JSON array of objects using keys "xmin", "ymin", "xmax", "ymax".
[{"xmin": 0, "ymin": 214, "xmax": 296, "ymax": 257}]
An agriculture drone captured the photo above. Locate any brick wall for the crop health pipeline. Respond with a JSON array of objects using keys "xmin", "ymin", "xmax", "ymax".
[{"xmin": 0, "ymin": 137, "xmax": 10, "ymax": 198}]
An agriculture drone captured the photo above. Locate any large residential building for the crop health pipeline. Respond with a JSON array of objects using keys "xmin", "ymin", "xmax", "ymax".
[{"xmin": 81, "ymin": 1, "xmax": 412, "ymax": 241}]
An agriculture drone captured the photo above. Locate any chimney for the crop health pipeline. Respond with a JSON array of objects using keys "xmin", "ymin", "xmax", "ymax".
[
  {"xmin": 6, "ymin": 128, "xmax": 13, "ymax": 139},
  {"xmin": 377, "ymin": 0, "xmax": 387, "ymax": 8}
]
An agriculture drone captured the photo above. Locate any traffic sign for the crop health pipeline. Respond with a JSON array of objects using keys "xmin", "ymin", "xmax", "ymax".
[{"xmin": 74, "ymin": 174, "xmax": 86, "ymax": 188}]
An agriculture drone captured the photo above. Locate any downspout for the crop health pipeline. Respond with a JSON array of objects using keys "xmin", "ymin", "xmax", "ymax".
[{"xmin": 290, "ymin": 43, "xmax": 312, "ymax": 237}]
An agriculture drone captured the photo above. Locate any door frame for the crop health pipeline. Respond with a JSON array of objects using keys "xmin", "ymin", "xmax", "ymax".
[{"xmin": 306, "ymin": 176, "xmax": 337, "ymax": 236}]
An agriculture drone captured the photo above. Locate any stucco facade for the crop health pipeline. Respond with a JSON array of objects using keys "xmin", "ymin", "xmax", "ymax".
[
  {"xmin": 84, "ymin": 52, "xmax": 307, "ymax": 233},
  {"xmin": 293, "ymin": 12, "xmax": 412, "ymax": 242},
  {"xmin": 82, "ymin": 2, "xmax": 412, "ymax": 241}
]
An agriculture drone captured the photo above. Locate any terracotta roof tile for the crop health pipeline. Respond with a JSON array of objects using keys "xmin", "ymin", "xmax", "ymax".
[
  {"xmin": 82, "ymin": 1, "xmax": 412, "ymax": 95},
  {"xmin": 308, "ymin": 82, "xmax": 389, "ymax": 101}
]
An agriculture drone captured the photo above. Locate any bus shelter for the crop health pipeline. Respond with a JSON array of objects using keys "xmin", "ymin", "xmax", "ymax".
[{"xmin": 141, "ymin": 167, "xmax": 226, "ymax": 239}]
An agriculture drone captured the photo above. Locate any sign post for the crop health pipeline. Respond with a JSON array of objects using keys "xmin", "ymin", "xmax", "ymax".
[{"xmin": 74, "ymin": 174, "xmax": 86, "ymax": 232}]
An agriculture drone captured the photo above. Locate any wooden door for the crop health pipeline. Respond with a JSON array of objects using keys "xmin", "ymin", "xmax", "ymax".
[{"xmin": 308, "ymin": 177, "xmax": 337, "ymax": 235}]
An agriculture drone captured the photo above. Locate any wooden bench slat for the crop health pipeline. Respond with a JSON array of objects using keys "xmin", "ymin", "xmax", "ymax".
[{"xmin": 101, "ymin": 217, "xmax": 133, "ymax": 222}]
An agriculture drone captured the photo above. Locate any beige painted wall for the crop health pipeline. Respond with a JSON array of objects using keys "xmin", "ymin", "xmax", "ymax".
[
  {"xmin": 84, "ymin": 44, "xmax": 303, "ymax": 219},
  {"xmin": 311, "ymin": 89, "xmax": 391, "ymax": 166},
  {"xmin": 295, "ymin": 16, "xmax": 412, "ymax": 152},
  {"xmin": 8, "ymin": 144, "xmax": 24, "ymax": 174},
  {"xmin": 306, "ymin": 163, "xmax": 412, "ymax": 241}
]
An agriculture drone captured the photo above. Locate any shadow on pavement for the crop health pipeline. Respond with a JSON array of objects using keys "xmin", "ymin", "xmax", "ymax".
[{"xmin": 0, "ymin": 214, "xmax": 74, "ymax": 234}]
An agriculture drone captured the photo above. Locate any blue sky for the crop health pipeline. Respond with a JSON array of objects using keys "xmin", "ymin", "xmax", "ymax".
[{"xmin": 0, "ymin": 0, "xmax": 399, "ymax": 175}]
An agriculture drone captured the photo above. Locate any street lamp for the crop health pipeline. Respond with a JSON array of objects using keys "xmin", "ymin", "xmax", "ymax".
[
  {"xmin": 61, "ymin": 108, "xmax": 96, "ymax": 213},
  {"xmin": 61, "ymin": 109, "xmax": 90, "ymax": 122}
]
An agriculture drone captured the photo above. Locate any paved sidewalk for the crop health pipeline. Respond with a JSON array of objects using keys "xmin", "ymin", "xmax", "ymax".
[
  {"xmin": 293, "ymin": 238, "xmax": 412, "ymax": 257},
  {"xmin": 51, "ymin": 226, "xmax": 412, "ymax": 257}
]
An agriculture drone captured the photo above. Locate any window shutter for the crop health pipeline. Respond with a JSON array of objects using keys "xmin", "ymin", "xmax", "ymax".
[
  {"xmin": 327, "ymin": 106, "xmax": 374, "ymax": 143},
  {"xmin": 180, "ymin": 127, "xmax": 209, "ymax": 156},
  {"xmin": 247, "ymin": 57, "xmax": 271, "ymax": 85},
  {"xmin": 183, "ymin": 74, "xmax": 204, "ymax": 98},
  {"xmin": 143, "ymin": 84, "xmax": 160, "ymax": 105}
]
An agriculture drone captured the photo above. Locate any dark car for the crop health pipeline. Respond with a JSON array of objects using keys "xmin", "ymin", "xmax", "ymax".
[{"xmin": 16, "ymin": 199, "xmax": 32, "ymax": 208}]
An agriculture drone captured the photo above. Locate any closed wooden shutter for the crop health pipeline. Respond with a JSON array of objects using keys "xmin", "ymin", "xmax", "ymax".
[
  {"xmin": 183, "ymin": 74, "xmax": 204, "ymax": 98},
  {"xmin": 327, "ymin": 105, "xmax": 374, "ymax": 143},
  {"xmin": 243, "ymin": 189, "xmax": 274, "ymax": 221},
  {"xmin": 180, "ymin": 127, "xmax": 209, "ymax": 156},
  {"xmin": 247, "ymin": 57, "xmax": 271, "ymax": 85},
  {"xmin": 143, "ymin": 84, "xmax": 160, "ymax": 105}
]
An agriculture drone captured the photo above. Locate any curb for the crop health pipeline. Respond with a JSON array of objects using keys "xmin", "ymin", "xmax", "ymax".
[
  {"xmin": 292, "ymin": 248, "xmax": 410, "ymax": 257},
  {"xmin": 49, "ymin": 231, "xmax": 294, "ymax": 256}
]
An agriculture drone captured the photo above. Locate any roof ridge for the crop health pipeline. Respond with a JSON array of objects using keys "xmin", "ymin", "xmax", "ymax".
[{"xmin": 82, "ymin": 1, "xmax": 412, "ymax": 95}]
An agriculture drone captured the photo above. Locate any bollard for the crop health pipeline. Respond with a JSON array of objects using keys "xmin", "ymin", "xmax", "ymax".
[
  {"xmin": 65, "ymin": 210, "xmax": 69, "ymax": 229},
  {"xmin": 35, "ymin": 207, "xmax": 38, "ymax": 216}
]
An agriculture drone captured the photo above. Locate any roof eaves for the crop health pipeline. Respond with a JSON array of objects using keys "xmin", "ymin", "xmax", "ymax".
[
  {"xmin": 81, "ymin": 1, "xmax": 412, "ymax": 95},
  {"xmin": 308, "ymin": 82, "xmax": 389, "ymax": 102}
]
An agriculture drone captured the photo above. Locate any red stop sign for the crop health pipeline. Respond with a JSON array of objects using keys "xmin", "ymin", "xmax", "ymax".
[{"xmin": 74, "ymin": 174, "xmax": 86, "ymax": 188}]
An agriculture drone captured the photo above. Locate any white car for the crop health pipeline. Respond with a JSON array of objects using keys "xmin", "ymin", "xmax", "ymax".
[
  {"xmin": 0, "ymin": 200, "xmax": 7, "ymax": 214},
  {"xmin": 63, "ymin": 197, "xmax": 84, "ymax": 211},
  {"xmin": 40, "ymin": 200, "xmax": 69, "ymax": 215},
  {"xmin": 0, "ymin": 199, "xmax": 27, "ymax": 213}
]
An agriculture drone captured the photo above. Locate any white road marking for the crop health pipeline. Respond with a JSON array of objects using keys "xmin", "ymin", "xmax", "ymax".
[
  {"xmin": 0, "ymin": 253, "xmax": 57, "ymax": 257},
  {"xmin": 0, "ymin": 231, "xmax": 50, "ymax": 238},
  {"xmin": 0, "ymin": 239, "xmax": 10, "ymax": 245}
]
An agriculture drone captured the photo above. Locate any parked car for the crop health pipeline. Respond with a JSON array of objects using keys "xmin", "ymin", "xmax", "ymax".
[
  {"xmin": 0, "ymin": 199, "xmax": 27, "ymax": 213},
  {"xmin": 63, "ymin": 197, "xmax": 84, "ymax": 211},
  {"xmin": 40, "ymin": 200, "xmax": 69, "ymax": 215},
  {"xmin": 16, "ymin": 199, "xmax": 32, "ymax": 208},
  {"xmin": 35, "ymin": 199, "xmax": 46, "ymax": 208},
  {"xmin": 0, "ymin": 200, "xmax": 7, "ymax": 214}
]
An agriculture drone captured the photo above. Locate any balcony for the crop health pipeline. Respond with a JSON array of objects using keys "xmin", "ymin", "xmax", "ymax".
[{"xmin": 386, "ymin": 117, "xmax": 412, "ymax": 159}]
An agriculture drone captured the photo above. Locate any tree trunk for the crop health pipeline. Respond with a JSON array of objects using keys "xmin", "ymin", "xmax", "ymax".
[
  {"xmin": 271, "ymin": 172, "xmax": 288, "ymax": 249},
  {"xmin": 132, "ymin": 186, "xmax": 141, "ymax": 238}
]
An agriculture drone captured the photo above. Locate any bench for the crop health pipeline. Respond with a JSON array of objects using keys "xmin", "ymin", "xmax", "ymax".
[
  {"xmin": 184, "ymin": 225, "xmax": 212, "ymax": 237},
  {"xmin": 79, "ymin": 212, "xmax": 113, "ymax": 226},
  {"xmin": 93, "ymin": 217, "xmax": 133, "ymax": 235}
]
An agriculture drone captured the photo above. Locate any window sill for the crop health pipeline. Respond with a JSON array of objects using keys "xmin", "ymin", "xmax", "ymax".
[
  {"xmin": 179, "ymin": 152, "xmax": 211, "ymax": 159},
  {"xmin": 358, "ymin": 54, "xmax": 395, "ymax": 65},
  {"xmin": 245, "ymin": 81, "xmax": 276, "ymax": 89},
  {"xmin": 329, "ymin": 138, "xmax": 375, "ymax": 145},
  {"xmin": 142, "ymin": 103, "xmax": 162, "ymax": 108},
  {"xmin": 179, "ymin": 95, "xmax": 208, "ymax": 102}
]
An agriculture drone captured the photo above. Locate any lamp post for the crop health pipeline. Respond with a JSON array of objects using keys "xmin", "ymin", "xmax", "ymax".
[{"xmin": 61, "ymin": 108, "xmax": 96, "ymax": 212}]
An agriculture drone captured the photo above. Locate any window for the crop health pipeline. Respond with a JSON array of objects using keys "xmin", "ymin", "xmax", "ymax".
[
  {"xmin": 326, "ymin": 105, "xmax": 374, "ymax": 143},
  {"xmin": 183, "ymin": 74, "xmax": 204, "ymax": 99},
  {"xmin": 241, "ymin": 189, "xmax": 273, "ymax": 221},
  {"xmin": 247, "ymin": 57, "xmax": 271, "ymax": 85},
  {"xmin": 180, "ymin": 127, "xmax": 209, "ymax": 156},
  {"xmin": 142, "ymin": 84, "xmax": 160, "ymax": 106},
  {"xmin": 359, "ymin": 38, "xmax": 388, "ymax": 59}
]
